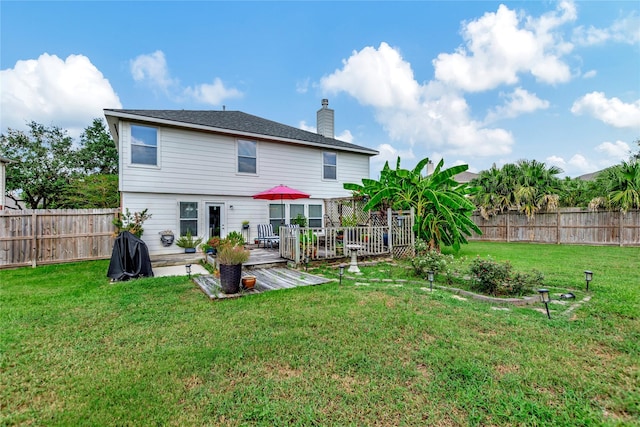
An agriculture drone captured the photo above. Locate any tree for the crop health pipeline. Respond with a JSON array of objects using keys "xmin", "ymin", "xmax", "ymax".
[
  {"xmin": 471, "ymin": 159, "xmax": 562, "ymax": 219},
  {"xmin": 589, "ymin": 160, "xmax": 640, "ymax": 213},
  {"xmin": 1, "ymin": 122, "xmax": 77, "ymax": 208},
  {"xmin": 345, "ymin": 157, "xmax": 480, "ymax": 251},
  {"xmin": 1, "ymin": 119, "xmax": 120, "ymax": 209},
  {"xmin": 77, "ymin": 118, "xmax": 118, "ymax": 175},
  {"xmin": 57, "ymin": 174, "xmax": 119, "ymax": 208},
  {"xmin": 631, "ymin": 138, "xmax": 639, "ymax": 161}
]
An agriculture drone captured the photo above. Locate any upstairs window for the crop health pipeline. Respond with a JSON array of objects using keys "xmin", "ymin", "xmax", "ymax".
[
  {"xmin": 131, "ymin": 125, "xmax": 158, "ymax": 166},
  {"xmin": 323, "ymin": 152, "xmax": 336, "ymax": 180},
  {"xmin": 238, "ymin": 140, "xmax": 257, "ymax": 174}
]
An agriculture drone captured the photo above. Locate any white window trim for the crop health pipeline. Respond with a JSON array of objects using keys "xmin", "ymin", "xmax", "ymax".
[
  {"xmin": 322, "ymin": 151, "xmax": 337, "ymax": 181},
  {"xmin": 236, "ymin": 139, "xmax": 258, "ymax": 175},
  {"xmin": 129, "ymin": 123, "xmax": 161, "ymax": 168},
  {"xmin": 178, "ymin": 201, "xmax": 199, "ymax": 237}
]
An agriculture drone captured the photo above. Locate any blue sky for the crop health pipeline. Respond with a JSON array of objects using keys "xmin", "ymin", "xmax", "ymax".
[{"xmin": 1, "ymin": 1, "xmax": 639, "ymax": 178}]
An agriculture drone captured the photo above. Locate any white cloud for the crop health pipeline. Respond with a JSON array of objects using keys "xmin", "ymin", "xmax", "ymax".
[
  {"xmin": 547, "ymin": 139, "xmax": 631, "ymax": 177},
  {"xmin": 296, "ymin": 78, "xmax": 310, "ymax": 94},
  {"xmin": 298, "ymin": 120, "xmax": 353, "ymax": 142},
  {"xmin": 298, "ymin": 120, "xmax": 315, "ymax": 133},
  {"xmin": 0, "ymin": 53, "xmax": 121, "ymax": 136},
  {"xmin": 320, "ymin": 43, "xmax": 514, "ymax": 158},
  {"xmin": 183, "ymin": 78, "xmax": 242, "ymax": 105},
  {"xmin": 432, "ymin": 2, "xmax": 575, "ymax": 92},
  {"xmin": 547, "ymin": 153, "xmax": 591, "ymax": 175},
  {"xmin": 321, "ymin": 42, "xmax": 420, "ymax": 109},
  {"xmin": 485, "ymin": 87, "xmax": 549, "ymax": 122},
  {"xmin": 595, "ymin": 140, "xmax": 630, "ymax": 159},
  {"xmin": 582, "ymin": 70, "xmax": 597, "ymax": 79},
  {"xmin": 130, "ymin": 50, "xmax": 242, "ymax": 106},
  {"xmin": 370, "ymin": 143, "xmax": 415, "ymax": 176},
  {"xmin": 130, "ymin": 50, "xmax": 176, "ymax": 92},
  {"xmin": 571, "ymin": 92, "xmax": 640, "ymax": 129},
  {"xmin": 573, "ymin": 11, "xmax": 640, "ymax": 46},
  {"xmin": 546, "ymin": 155, "xmax": 566, "ymax": 168},
  {"xmin": 336, "ymin": 129, "xmax": 353, "ymax": 143}
]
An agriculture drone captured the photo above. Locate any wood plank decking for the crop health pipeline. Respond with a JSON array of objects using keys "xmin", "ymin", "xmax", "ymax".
[{"xmin": 193, "ymin": 268, "xmax": 332, "ymax": 300}]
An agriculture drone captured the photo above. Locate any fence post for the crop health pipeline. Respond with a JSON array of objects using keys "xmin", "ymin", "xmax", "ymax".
[
  {"xmin": 620, "ymin": 211, "xmax": 623, "ymax": 247},
  {"xmin": 387, "ymin": 208, "xmax": 393, "ymax": 255},
  {"xmin": 31, "ymin": 211, "xmax": 37, "ymax": 268},
  {"xmin": 506, "ymin": 211, "xmax": 510, "ymax": 243},
  {"xmin": 557, "ymin": 210, "xmax": 561, "ymax": 244},
  {"xmin": 410, "ymin": 207, "xmax": 415, "ymax": 256}
]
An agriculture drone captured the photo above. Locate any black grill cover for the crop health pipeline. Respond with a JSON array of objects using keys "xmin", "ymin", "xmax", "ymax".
[{"xmin": 107, "ymin": 231, "xmax": 154, "ymax": 281}]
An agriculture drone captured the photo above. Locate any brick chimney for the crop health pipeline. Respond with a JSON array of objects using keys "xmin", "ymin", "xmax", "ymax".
[{"xmin": 316, "ymin": 99, "xmax": 334, "ymax": 138}]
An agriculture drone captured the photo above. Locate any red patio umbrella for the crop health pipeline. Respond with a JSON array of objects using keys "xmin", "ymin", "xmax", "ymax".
[{"xmin": 252, "ymin": 184, "xmax": 310, "ymax": 225}]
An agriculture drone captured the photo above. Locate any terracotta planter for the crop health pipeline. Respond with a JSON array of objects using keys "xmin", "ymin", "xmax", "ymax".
[
  {"xmin": 242, "ymin": 275, "xmax": 256, "ymax": 290},
  {"xmin": 219, "ymin": 264, "xmax": 242, "ymax": 294}
]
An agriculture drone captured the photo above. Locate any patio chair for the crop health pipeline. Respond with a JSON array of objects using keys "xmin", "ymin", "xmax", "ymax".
[{"xmin": 257, "ymin": 224, "xmax": 280, "ymax": 248}]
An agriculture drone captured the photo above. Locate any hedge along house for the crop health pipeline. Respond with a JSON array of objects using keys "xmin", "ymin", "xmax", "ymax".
[{"xmin": 104, "ymin": 100, "xmax": 378, "ymax": 255}]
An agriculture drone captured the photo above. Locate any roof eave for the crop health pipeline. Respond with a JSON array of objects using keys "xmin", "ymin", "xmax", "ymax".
[{"xmin": 103, "ymin": 109, "xmax": 378, "ymax": 156}]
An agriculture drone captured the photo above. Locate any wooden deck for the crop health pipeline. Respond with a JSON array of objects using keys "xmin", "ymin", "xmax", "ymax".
[
  {"xmin": 193, "ymin": 268, "xmax": 332, "ymax": 299},
  {"xmin": 151, "ymin": 246, "xmax": 288, "ymax": 269}
]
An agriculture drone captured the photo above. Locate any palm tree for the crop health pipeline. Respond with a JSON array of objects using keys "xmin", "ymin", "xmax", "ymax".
[
  {"xmin": 471, "ymin": 159, "xmax": 562, "ymax": 219},
  {"xmin": 606, "ymin": 160, "xmax": 640, "ymax": 213}
]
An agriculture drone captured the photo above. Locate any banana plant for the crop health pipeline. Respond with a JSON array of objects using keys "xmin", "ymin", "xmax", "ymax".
[{"xmin": 344, "ymin": 157, "xmax": 481, "ymax": 251}]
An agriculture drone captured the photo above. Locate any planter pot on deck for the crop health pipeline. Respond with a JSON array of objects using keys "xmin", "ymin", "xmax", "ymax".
[
  {"xmin": 219, "ymin": 264, "xmax": 242, "ymax": 294},
  {"xmin": 242, "ymin": 275, "xmax": 256, "ymax": 290}
]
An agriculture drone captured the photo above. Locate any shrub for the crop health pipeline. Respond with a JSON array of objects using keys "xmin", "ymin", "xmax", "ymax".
[
  {"xmin": 469, "ymin": 256, "xmax": 510, "ymax": 296},
  {"xmin": 469, "ymin": 256, "xmax": 541, "ymax": 297},
  {"xmin": 112, "ymin": 208, "xmax": 151, "ymax": 238},
  {"xmin": 412, "ymin": 242, "xmax": 453, "ymax": 278},
  {"xmin": 226, "ymin": 231, "xmax": 245, "ymax": 246}
]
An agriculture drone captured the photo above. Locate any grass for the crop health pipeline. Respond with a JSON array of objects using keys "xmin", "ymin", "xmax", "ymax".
[{"xmin": 1, "ymin": 242, "xmax": 638, "ymax": 426}]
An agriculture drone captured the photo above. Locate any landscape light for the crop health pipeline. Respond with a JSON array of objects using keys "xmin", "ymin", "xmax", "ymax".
[
  {"xmin": 427, "ymin": 270, "xmax": 434, "ymax": 291},
  {"xmin": 185, "ymin": 264, "xmax": 192, "ymax": 279},
  {"xmin": 339, "ymin": 263, "xmax": 346, "ymax": 286},
  {"xmin": 304, "ymin": 255, "xmax": 309, "ymax": 271},
  {"xmin": 584, "ymin": 270, "xmax": 593, "ymax": 291},
  {"xmin": 538, "ymin": 288, "xmax": 551, "ymax": 319}
]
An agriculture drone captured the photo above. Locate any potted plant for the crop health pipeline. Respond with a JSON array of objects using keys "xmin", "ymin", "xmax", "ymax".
[
  {"xmin": 216, "ymin": 239, "xmax": 250, "ymax": 294},
  {"xmin": 201, "ymin": 236, "xmax": 221, "ymax": 255},
  {"xmin": 242, "ymin": 220, "xmax": 250, "ymax": 229},
  {"xmin": 159, "ymin": 229, "xmax": 175, "ymax": 247},
  {"xmin": 175, "ymin": 230, "xmax": 203, "ymax": 253},
  {"xmin": 291, "ymin": 214, "xmax": 307, "ymax": 227}
]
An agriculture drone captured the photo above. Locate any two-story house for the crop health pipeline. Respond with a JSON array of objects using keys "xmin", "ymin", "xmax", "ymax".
[{"xmin": 104, "ymin": 100, "xmax": 378, "ymax": 255}]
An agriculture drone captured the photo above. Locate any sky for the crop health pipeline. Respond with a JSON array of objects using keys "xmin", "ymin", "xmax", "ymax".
[{"xmin": 1, "ymin": 0, "xmax": 639, "ymax": 179}]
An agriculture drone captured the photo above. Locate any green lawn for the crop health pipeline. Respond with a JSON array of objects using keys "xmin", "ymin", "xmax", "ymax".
[{"xmin": 1, "ymin": 242, "xmax": 638, "ymax": 426}]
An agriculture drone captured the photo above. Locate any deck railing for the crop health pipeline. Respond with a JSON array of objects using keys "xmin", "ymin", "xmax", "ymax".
[{"xmin": 278, "ymin": 211, "xmax": 417, "ymax": 263}]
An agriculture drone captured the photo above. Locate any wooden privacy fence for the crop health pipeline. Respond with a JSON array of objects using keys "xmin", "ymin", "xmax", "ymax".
[
  {"xmin": 469, "ymin": 208, "xmax": 640, "ymax": 246},
  {"xmin": 0, "ymin": 209, "xmax": 118, "ymax": 269}
]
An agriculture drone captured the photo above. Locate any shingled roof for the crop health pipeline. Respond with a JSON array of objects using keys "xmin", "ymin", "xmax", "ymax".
[{"xmin": 104, "ymin": 109, "xmax": 378, "ymax": 156}]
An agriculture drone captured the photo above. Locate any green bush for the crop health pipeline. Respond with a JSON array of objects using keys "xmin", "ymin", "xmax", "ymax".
[
  {"xmin": 469, "ymin": 256, "xmax": 541, "ymax": 297},
  {"xmin": 112, "ymin": 208, "xmax": 151, "ymax": 238},
  {"xmin": 226, "ymin": 231, "xmax": 245, "ymax": 246},
  {"xmin": 412, "ymin": 240, "xmax": 453, "ymax": 277}
]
